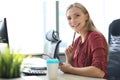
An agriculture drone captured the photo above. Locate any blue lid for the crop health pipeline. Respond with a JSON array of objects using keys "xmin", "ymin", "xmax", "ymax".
[{"xmin": 46, "ymin": 59, "xmax": 59, "ymax": 64}]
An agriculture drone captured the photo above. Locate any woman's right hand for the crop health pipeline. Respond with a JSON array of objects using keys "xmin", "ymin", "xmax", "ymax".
[{"xmin": 65, "ymin": 45, "xmax": 74, "ymax": 64}]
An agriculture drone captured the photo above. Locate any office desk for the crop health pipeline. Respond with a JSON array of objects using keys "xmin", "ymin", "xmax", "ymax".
[
  {"xmin": 22, "ymin": 70, "xmax": 106, "ymax": 80},
  {"xmin": 21, "ymin": 57, "xmax": 106, "ymax": 80}
]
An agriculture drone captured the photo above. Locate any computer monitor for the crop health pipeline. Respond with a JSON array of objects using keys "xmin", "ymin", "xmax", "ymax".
[{"xmin": 0, "ymin": 18, "xmax": 9, "ymax": 45}]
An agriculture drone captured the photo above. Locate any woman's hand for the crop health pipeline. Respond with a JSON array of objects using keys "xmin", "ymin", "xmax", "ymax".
[
  {"xmin": 65, "ymin": 45, "xmax": 74, "ymax": 63},
  {"xmin": 59, "ymin": 63, "xmax": 73, "ymax": 73}
]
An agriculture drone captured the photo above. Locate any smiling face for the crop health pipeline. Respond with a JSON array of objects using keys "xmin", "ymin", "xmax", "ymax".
[{"xmin": 66, "ymin": 7, "xmax": 88, "ymax": 33}]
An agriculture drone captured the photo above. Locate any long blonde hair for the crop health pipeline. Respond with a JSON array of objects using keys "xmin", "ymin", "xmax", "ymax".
[{"xmin": 66, "ymin": 2, "xmax": 98, "ymax": 32}]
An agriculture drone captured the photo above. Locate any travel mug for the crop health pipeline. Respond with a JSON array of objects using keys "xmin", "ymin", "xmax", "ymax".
[{"xmin": 46, "ymin": 59, "xmax": 59, "ymax": 80}]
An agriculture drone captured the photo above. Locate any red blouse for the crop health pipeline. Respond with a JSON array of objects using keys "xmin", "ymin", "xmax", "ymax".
[{"xmin": 72, "ymin": 31, "xmax": 108, "ymax": 79}]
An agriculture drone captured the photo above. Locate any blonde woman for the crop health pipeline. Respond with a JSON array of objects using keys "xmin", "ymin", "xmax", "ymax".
[{"xmin": 59, "ymin": 2, "xmax": 108, "ymax": 79}]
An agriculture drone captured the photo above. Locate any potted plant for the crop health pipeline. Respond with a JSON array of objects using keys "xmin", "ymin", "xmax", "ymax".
[{"xmin": 0, "ymin": 45, "xmax": 24, "ymax": 80}]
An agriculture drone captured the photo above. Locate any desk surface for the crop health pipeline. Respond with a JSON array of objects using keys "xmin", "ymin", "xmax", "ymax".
[
  {"xmin": 22, "ymin": 71, "xmax": 106, "ymax": 80},
  {"xmin": 21, "ymin": 57, "xmax": 106, "ymax": 80}
]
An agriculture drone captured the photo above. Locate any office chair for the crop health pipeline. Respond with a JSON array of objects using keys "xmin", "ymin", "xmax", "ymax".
[
  {"xmin": 108, "ymin": 19, "xmax": 120, "ymax": 80},
  {"xmin": 46, "ymin": 30, "xmax": 61, "ymax": 60}
]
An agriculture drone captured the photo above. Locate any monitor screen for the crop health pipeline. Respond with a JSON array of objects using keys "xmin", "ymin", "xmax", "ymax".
[{"xmin": 0, "ymin": 18, "xmax": 9, "ymax": 44}]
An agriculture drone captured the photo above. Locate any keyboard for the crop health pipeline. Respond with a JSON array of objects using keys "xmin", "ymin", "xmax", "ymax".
[
  {"xmin": 21, "ymin": 57, "xmax": 47, "ymax": 75},
  {"xmin": 22, "ymin": 68, "xmax": 47, "ymax": 75}
]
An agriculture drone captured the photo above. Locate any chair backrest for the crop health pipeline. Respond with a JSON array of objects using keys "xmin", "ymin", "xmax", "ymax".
[
  {"xmin": 108, "ymin": 19, "xmax": 120, "ymax": 78},
  {"xmin": 46, "ymin": 30, "xmax": 61, "ymax": 59},
  {"xmin": 51, "ymin": 40, "xmax": 61, "ymax": 59}
]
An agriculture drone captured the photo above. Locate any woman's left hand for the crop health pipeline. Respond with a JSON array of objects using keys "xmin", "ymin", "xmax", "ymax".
[{"xmin": 59, "ymin": 63, "xmax": 73, "ymax": 73}]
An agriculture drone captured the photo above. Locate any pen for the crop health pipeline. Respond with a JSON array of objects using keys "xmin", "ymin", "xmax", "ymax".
[{"xmin": 72, "ymin": 32, "xmax": 76, "ymax": 46}]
